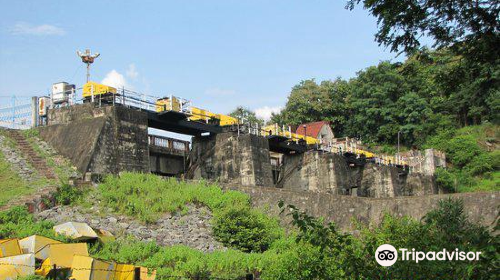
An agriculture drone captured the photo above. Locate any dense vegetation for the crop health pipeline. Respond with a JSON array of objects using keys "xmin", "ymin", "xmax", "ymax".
[
  {"xmin": 1, "ymin": 188, "xmax": 497, "ymax": 280},
  {"xmin": 270, "ymin": 50, "xmax": 498, "ymax": 147},
  {"xmin": 265, "ymin": 0, "xmax": 499, "ymax": 193},
  {"xmin": 98, "ymin": 173, "xmax": 283, "ymax": 253},
  {"xmin": 426, "ymin": 124, "xmax": 499, "ymax": 192}
]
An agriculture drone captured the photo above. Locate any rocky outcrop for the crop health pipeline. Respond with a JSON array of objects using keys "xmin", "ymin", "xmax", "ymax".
[
  {"xmin": 0, "ymin": 133, "xmax": 40, "ymax": 182},
  {"xmin": 37, "ymin": 203, "xmax": 225, "ymax": 253}
]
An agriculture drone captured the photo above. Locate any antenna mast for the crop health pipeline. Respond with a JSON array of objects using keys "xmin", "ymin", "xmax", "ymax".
[{"xmin": 77, "ymin": 49, "xmax": 100, "ymax": 82}]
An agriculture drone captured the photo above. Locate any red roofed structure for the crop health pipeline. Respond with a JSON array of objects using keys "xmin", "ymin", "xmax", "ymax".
[{"xmin": 295, "ymin": 121, "xmax": 334, "ymax": 143}]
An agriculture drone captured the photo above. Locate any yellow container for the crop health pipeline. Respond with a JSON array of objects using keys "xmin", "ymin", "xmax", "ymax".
[
  {"xmin": 156, "ymin": 97, "xmax": 181, "ymax": 112},
  {"xmin": 0, "ymin": 239, "xmax": 22, "ymax": 257},
  {"xmin": 82, "ymin": 82, "xmax": 117, "ymax": 99}
]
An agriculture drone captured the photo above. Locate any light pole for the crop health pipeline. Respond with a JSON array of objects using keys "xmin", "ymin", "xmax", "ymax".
[
  {"xmin": 397, "ymin": 130, "xmax": 401, "ymax": 164},
  {"xmin": 77, "ymin": 49, "xmax": 100, "ymax": 82}
]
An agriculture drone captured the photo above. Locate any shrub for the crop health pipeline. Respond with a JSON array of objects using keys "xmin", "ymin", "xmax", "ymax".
[
  {"xmin": 446, "ymin": 135, "xmax": 484, "ymax": 168},
  {"xmin": 212, "ymin": 207, "xmax": 282, "ymax": 253},
  {"xmin": 435, "ymin": 167, "xmax": 456, "ymax": 192},
  {"xmin": 54, "ymin": 183, "xmax": 83, "ymax": 205}
]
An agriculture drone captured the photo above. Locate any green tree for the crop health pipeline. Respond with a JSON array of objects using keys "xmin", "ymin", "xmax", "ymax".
[
  {"xmin": 346, "ymin": 0, "xmax": 499, "ymax": 60},
  {"xmin": 229, "ymin": 106, "xmax": 264, "ymax": 125},
  {"xmin": 271, "ymin": 79, "xmax": 350, "ymax": 135}
]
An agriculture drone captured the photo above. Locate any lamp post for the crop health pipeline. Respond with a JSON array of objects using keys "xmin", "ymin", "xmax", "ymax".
[
  {"xmin": 303, "ymin": 125, "xmax": 307, "ymax": 144},
  {"xmin": 397, "ymin": 130, "xmax": 402, "ymax": 164},
  {"xmin": 77, "ymin": 49, "xmax": 100, "ymax": 82}
]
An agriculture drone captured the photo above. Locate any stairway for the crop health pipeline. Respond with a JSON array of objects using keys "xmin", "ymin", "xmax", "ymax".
[{"xmin": 5, "ymin": 129, "xmax": 57, "ymax": 180}]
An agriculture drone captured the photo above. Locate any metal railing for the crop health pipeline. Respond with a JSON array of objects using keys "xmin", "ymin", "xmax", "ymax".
[{"xmin": 148, "ymin": 134, "xmax": 190, "ymax": 153}]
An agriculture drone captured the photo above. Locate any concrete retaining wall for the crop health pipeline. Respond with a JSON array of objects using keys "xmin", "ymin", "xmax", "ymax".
[
  {"xmin": 190, "ymin": 132, "xmax": 273, "ymax": 186},
  {"xmin": 224, "ymin": 185, "xmax": 499, "ymax": 231},
  {"xmin": 39, "ymin": 104, "xmax": 149, "ymax": 174}
]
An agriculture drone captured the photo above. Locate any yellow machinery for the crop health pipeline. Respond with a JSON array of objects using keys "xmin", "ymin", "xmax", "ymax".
[
  {"xmin": 263, "ymin": 124, "xmax": 319, "ymax": 145},
  {"xmin": 156, "ymin": 96, "xmax": 182, "ymax": 112},
  {"xmin": 155, "ymin": 97, "xmax": 239, "ymax": 126},
  {"xmin": 82, "ymin": 81, "xmax": 117, "ymax": 102}
]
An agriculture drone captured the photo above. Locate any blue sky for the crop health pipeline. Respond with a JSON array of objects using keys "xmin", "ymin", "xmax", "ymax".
[{"xmin": 0, "ymin": 0, "xmax": 402, "ymax": 120}]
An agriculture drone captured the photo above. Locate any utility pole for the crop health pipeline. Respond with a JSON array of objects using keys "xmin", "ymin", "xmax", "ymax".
[
  {"xmin": 77, "ymin": 49, "xmax": 100, "ymax": 82},
  {"xmin": 397, "ymin": 130, "xmax": 401, "ymax": 164}
]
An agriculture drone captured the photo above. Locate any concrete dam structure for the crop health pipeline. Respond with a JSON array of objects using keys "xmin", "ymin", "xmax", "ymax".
[
  {"xmin": 33, "ymin": 103, "xmax": 500, "ymax": 231},
  {"xmin": 38, "ymin": 103, "xmax": 441, "ymax": 198}
]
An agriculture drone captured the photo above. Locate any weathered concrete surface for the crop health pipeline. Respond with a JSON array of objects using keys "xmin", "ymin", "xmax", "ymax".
[
  {"xmin": 279, "ymin": 150, "xmax": 438, "ymax": 198},
  {"xmin": 224, "ymin": 184, "xmax": 499, "ymax": 231},
  {"xmin": 279, "ymin": 151, "xmax": 351, "ymax": 194},
  {"xmin": 150, "ymin": 150, "xmax": 185, "ymax": 175},
  {"xmin": 357, "ymin": 163, "xmax": 399, "ymax": 197},
  {"xmin": 39, "ymin": 104, "xmax": 149, "ymax": 175},
  {"xmin": 189, "ymin": 132, "xmax": 273, "ymax": 186}
]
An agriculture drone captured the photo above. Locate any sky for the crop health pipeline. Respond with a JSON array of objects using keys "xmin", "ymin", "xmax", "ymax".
[{"xmin": 0, "ymin": 0, "xmax": 403, "ymax": 121}]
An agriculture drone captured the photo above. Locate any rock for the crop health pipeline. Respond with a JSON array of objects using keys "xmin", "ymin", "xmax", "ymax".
[{"xmin": 118, "ymin": 222, "xmax": 129, "ymax": 229}]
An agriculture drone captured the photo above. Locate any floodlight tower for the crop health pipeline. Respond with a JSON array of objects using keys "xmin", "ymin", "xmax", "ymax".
[{"xmin": 77, "ymin": 49, "xmax": 100, "ymax": 82}]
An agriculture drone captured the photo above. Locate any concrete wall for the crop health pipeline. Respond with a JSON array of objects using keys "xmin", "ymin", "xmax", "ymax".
[
  {"xmin": 39, "ymin": 104, "xmax": 149, "ymax": 175},
  {"xmin": 223, "ymin": 184, "xmax": 499, "ymax": 232},
  {"xmin": 279, "ymin": 151, "xmax": 351, "ymax": 194},
  {"xmin": 279, "ymin": 150, "xmax": 438, "ymax": 198},
  {"xmin": 150, "ymin": 148, "xmax": 185, "ymax": 176},
  {"xmin": 189, "ymin": 132, "xmax": 273, "ymax": 186}
]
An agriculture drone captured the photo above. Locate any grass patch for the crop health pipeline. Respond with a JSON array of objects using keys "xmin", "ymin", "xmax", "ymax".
[
  {"xmin": 97, "ymin": 172, "xmax": 283, "ymax": 252},
  {"xmin": 98, "ymin": 173, "xmax": 250, "ymax": 223},
  {"xmin": 22, "ymin": 129, "xmax": 78, "ymax": 183},
  {"xmin": 0, "ymin": 150, "xmax": 33, "ymax": 206}
]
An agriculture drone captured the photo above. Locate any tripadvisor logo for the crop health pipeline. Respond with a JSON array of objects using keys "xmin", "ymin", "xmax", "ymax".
[{"xmin": 375, "ymin": 244, "xmax": 482, "ymax": 267}]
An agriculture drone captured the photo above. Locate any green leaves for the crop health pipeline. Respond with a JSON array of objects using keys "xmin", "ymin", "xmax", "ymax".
[{"xmin": 212, "ymin": 207, "xmax": 282, "ymax": 253}]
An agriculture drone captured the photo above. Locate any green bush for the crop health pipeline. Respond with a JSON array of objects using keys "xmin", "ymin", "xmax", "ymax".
[
  {"xmin": 435, "ymin": 167, "xmax": 456, "ymax": 192},
  {"xmin": 54, "ymin": 183, "xmax": 83, "ymax": 205},
  {"xmin": 0, "ymin": 206, "xmax": 68, "ymax": 242},
  {"xmin": 446, "ymin": 135, "xmax": 484, "ymax": 168},
  {"xmin": 213, "ymin": 207, "xmax": 282, "ymax": 253}
]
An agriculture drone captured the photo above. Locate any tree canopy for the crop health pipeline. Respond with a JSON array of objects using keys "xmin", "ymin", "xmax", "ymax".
[
  {"xmin": 272, "ymin": 49, "xmax": 498, "ymax": 147},
  {"xmin": 229, "ymin": 106, "xmax": 264, "ymax": 125}
]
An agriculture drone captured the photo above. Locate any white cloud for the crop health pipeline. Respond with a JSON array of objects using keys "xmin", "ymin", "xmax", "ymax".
[
  {"xmin": 205, "ymin": 88, "xmax": 236, "ymax": 96},
  {"xmin": 11, "ymin": 22, "xmax": 65, "ymax": 36},
  {"xmin": 101, "ymin": 70, "xmax": 129, "ymax": 89},
  {"xmin": 254, "ymin": 106, "xmax": 283, "ymax": 121},
  {"xmin": 126, "ymin": 64, "xmax": 139, "ymax": 79}
]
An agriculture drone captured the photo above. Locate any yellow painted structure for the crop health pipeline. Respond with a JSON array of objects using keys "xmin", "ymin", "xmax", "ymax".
[
  {"xmin": 155, "ymin": 96, "xmax": 182, "ymax": 112},
  {"xmin": 71, "ymin": 255, "xmax": 116, "ymax": 280},
  {"xmin": 0, "ymin": 239, "xmax": 22, "ymax": 258},
  {"xmin": 155, "ymin": 97, "xmax": 239, "ymax": 126},
  {"xmin": 115, "ymin": 263, "xmax": 136, "ymax": 280},
  {"xmin": 137, "ymin": 267, "xmax": 157, "ymax": 280},
  {"xmin": 262, "ymin": 125, "xmax": 319, "ymax": 145},
  {"xmin": 71, "ymin": 255, "xmax": 138, "ymax": 280},
  {"xmin": 0, "ymin": 253, "xmax": 35, "ymax": 277},
  {"xmin": 83, "ymin": 81, "xmax": 117, "ymax": 99},
  {"xmin": 0, "ymin": 264, "xmax": 21, "ymax": 280},
  {"xmin": 37, "ymin": 243, "xmax": 89, "ymax": 268},
  {"xmin": 19, "ymin": 235, "xmax": 61, "ymax": 257},
  {"xmin": 53, "ymin": 222, "xmax": 98, "ymax": 241},
  {"xmin": 35, "ymin": 258, "xmax": 53, "ymax": 276}
]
